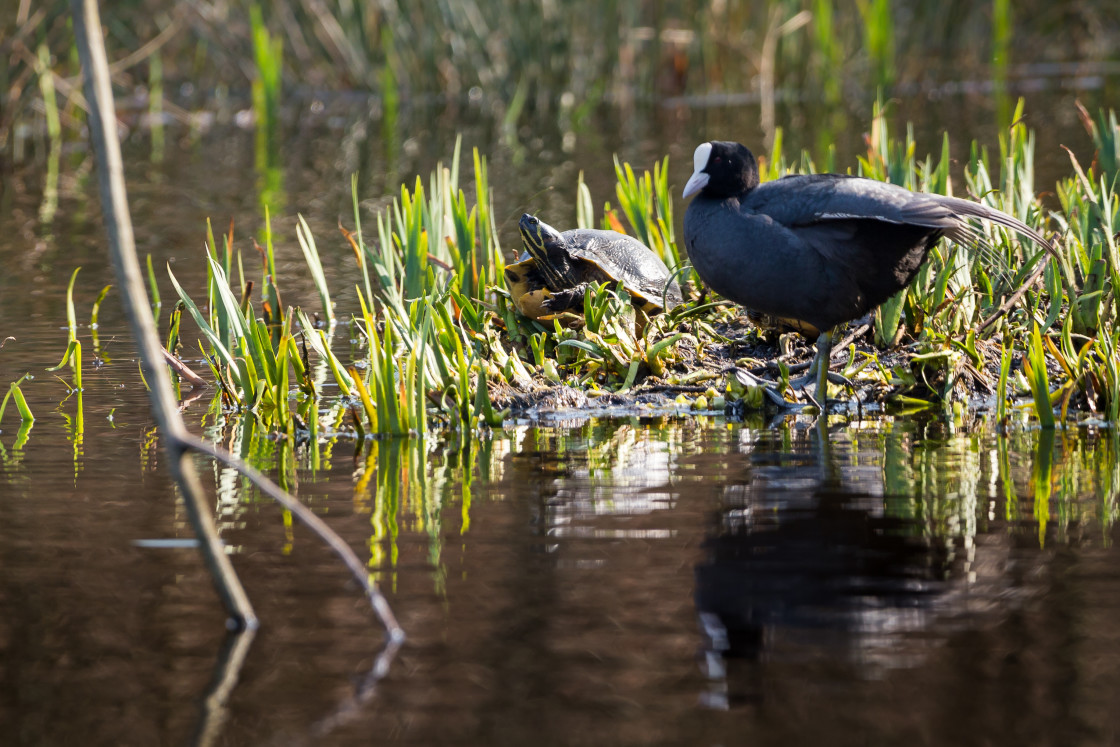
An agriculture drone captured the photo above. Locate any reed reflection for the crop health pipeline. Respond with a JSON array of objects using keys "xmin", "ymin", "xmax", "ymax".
[{"xmin": 693, "ymin": 417, "xmax": 1120, "ymax": 708}]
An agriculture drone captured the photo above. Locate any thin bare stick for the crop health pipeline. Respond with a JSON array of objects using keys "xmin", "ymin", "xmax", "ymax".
[
  {"xmin": 193, "ymin": 626, "xmax": 257, "ymax": 746},
  {"xmin": 163, "ymin": 347, "xmax": 208, "ymax": 388},
  {"xmin": 71, "ymin": 0, "xmax": 258, "ymax": 632},
  {"xmin": 70, "ymin": 0, "xmax": 403, "ymax": 647},
  {"xmin": 107, "ymin": 9, "xmax": 186, "ymax": 74},
  {"xmin": 180, "ymin": 433, "xmax": 404, "ymax": 640}
]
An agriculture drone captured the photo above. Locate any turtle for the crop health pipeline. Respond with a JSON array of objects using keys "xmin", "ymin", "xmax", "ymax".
[{"xmin": 504, "ymin": 213, "xmax": 683, "ymax": 322}]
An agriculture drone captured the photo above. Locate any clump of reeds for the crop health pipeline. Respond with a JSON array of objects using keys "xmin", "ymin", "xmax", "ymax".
[
  {"xmin": 124, "ymin": 99, "xmax": 1120, "ymax": 435},
  {"xmin": 793, "ymin": 98, "xmax": 1120, "ymax": 427}
]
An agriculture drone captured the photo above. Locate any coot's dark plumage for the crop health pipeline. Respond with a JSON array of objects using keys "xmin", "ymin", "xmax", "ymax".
[{"xmin": 682, "ymin": 140, "xmax": 1052, "ymax": 398}]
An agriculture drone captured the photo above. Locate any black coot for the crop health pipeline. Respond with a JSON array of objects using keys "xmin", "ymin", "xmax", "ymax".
[{"xmin": 682, "ymin": 140, "xmax": 1053, "ymax": 399}]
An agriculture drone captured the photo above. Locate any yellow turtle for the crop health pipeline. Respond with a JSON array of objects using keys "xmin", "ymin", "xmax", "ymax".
[{"xmin": 505, "ymin": 213, "xmax": 683, "ymax": 321}]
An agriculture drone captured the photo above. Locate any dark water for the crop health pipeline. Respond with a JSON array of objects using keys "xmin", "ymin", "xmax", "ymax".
[
  {"xmin": 4, "ymin": 398, "xmax": 1120, "ymax": 744},
  {"xmin": 3, "ymin": 75, "xmax": 1120, "ymax": 743}
]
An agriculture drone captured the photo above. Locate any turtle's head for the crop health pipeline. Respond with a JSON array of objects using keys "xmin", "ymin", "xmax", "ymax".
[
  {"xmin": 519, "ymin": 213, "xmax": 572, "ymax": 290},
  {"xmin": 518, "ymin": 214, "xmax": 564, "ymax": 258}
]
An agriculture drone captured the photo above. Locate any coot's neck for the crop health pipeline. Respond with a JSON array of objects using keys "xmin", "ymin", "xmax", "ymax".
[{"xmin": 693, "ymin": 194, "xmax": 743, "ymax": 213}]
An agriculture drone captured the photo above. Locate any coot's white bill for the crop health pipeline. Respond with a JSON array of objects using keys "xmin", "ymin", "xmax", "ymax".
[{"xmin": 683, "ymin": 142, "xmax": 712, "ymax": 198}]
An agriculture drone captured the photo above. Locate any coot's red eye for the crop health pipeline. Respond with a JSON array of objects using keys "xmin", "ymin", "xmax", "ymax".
[{"xmin": 713, "ymin": 156, "xmax": 721, "ymax": 163}]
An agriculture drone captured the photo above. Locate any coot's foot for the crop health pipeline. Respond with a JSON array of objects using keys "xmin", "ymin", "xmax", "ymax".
[{"xmin": 788, "ymin": 368, "xmax": 854, "ymax": 407}]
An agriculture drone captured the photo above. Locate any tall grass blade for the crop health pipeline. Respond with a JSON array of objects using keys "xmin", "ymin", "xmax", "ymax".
[
  {"xmin": 1, "ymin": 375, "xmax": 35, "ymax": 425},
  {"xmin": 1023, "ymin": 324, "xmax": 1056, "ymax": 428},
  {"xmin": 295, "ymin": 215, "xmax": 335, "ymax": 325}
]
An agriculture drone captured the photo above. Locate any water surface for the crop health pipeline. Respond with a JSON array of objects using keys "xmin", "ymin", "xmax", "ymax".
[{"xmin": 2, "ymin": 68, "xmax": 1120, "ymax": 745}]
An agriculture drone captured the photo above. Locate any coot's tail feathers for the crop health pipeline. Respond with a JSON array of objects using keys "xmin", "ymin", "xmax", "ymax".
[
  {"xmin": 935, "ymin": 195, "xmax": 1059, "ymax": 334},
  {"xmin": 935, "ymin": 194, "xmax": 1056, "ymax": 258},
  {"xmin": 941, "ymin": 219, "xmax": 984, "ymax": 250}
]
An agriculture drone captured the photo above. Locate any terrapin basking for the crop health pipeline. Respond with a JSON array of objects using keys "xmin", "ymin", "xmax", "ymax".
[{"xmin": 504, "ymin": 213, "xmax": 683, "ymax": 321}]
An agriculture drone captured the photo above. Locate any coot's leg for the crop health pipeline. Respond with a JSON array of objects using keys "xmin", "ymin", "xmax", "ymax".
[
  {"xmin": 787, "ymin": 329, "xmax": 850, "ymax": 403},
  {"xmin": 814, "ymin": 330, "xmax": 832, "ymax": 400}
]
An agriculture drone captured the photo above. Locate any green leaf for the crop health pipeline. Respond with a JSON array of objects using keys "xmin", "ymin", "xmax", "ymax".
[{"xmin": 295, "ymin": 214, "xmax": 335, "ymax": 325}]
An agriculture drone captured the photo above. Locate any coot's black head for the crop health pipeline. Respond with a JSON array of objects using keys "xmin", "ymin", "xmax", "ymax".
[{"xmin": 682, "ymin": 141, "xmax": 759, "ymax": 199}]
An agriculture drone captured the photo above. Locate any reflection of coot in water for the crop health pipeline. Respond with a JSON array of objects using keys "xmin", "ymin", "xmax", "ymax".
[{"xmin": 695, "ymin": 488, "xmax": 953, "ymax": 669}]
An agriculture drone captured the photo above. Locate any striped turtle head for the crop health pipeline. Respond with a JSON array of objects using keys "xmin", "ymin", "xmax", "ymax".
[{"xmin": 518, "ymin": 213, "xmax": 576, "ymax": 290}]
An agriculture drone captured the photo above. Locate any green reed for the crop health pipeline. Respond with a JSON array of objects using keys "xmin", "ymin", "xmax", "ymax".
[
  {"xmin": 8, "ymin": 0, "xmax": 1120, "ymax": 169},
  {"xmin": 250, "ymin": 3, "xmax": 283, "ymax": 154},
  {"xmin": 0, "ymin": 375, "xmax": 35, "ymax": 427},
  {"xmin": 89, "ymin": 283, "xmax": 112, "ymax": 356},
  {"xmin": 62, "ymin": 96, "xmax": 1120, "ymax": 434},
  {"xmin": 810, "ymin": 0, "xmax": 842, "ymax": 104},
  {"xmin": 1022, "ymin": 324, "xmax": 1055, "ymax": 428},
  {"xmin": 612, "ymin": 156, "xmax": 688, "ymax": 285},
  {"xmin": 296, "ymin": 215, "xmax": 334, "ymax": 326},
  {"xmin": 855, "ymin": 0, "xmax": 895, "ymax": 88},
  {"xmin": 148, "ymin": 52, "xmax": 165, "ymax": 163},
  {"xmin": 48, "ymin": 267, "xmax": 83, "ymax": 392},
  {"xmin": 991, "ymin": 0, "xmax": 1012, "ymax": 127}
]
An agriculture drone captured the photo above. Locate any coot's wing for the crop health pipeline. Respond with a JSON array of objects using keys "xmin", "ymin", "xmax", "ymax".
[{"xmin": 745, "ymin": 174, "xmax": 1052, "ymax": 255}]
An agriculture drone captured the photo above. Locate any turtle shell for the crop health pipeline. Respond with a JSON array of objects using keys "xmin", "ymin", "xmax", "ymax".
[{"xmin": 556, "ymin": 229, "xmax": 683, "ymax": 313}]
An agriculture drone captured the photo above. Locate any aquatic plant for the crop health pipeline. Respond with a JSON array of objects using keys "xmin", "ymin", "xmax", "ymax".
[
  {"xmin": 990, "ymin": 0, "xmax": 1013, "ymax": 127},
  {"xmin": 613, "ymin": 156, "xmax": 687, "ymax": 285},
  {"xmin": 46, "ymin": 267, "xmax": 84, "ymax": 392},
  {"xmin": 855, "ymin": 0, "xmax": 895, "ymax": 88},
  {"xmin": 1022, "ymin": 323, "xmax": 1056, "ymax": 428},
  {"xmin": 0, "ymin": 375, "xmax": 35, "ymax": 428},
  {"xmin": 250, "ymin": 3, "xmax": 283, "ymax": 158},
  {"xmin": 32, "ymin": 91, "xmax": 1105, "ymax": 433}
]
